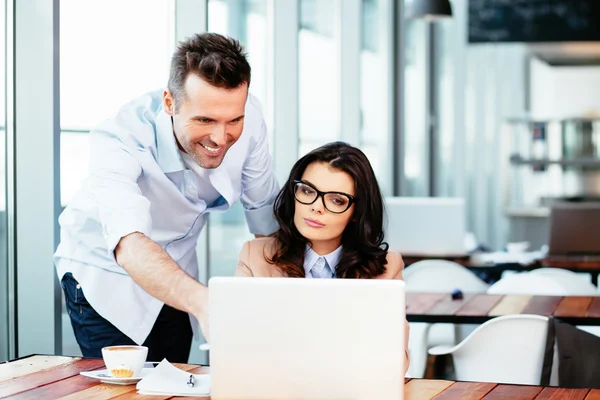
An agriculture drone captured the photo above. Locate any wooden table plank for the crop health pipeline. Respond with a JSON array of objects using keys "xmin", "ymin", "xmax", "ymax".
[
  {"xmin": 425, "ymin": 293, "xmax": 475, "ymax": 316},
  {"xmin": 489, "ymin": 295, "xmax": 533, "ymax": 317},
  {"xmin": 553, "ymin": 297, "xmax": 593, "ymax": 318},
  {"xmin": 0, "ymin": 355, "xmax": 76, "ymax": 382},
  {"xmin": 406, "ymin": 293, "xmax": 447, "ymax": 314},
  {"xmin": 535, "ymin": 387, "xmax": 590, "ymax": 400},
  {"xmin": 481, "ymin": 384, "xmax": 542, "ymax": 399},
  {"xmin": 432, "ymin": 381, "xmax": 497, "ymax": 399},
  {"xmin": 56, "ymin": 381, "xmax": 135, "ymax": 399},
  {"xmin": 0, "ymin": 358, "xmax": 104, "ymax": 398},
  {"xmin": 585, "ymin": 389, "xmax": 600, "ymax": 400},
  {"xmin": 586, "ymin": 298, "xmax": 600, "ymax": 318},
  {"xmin": 521, "ymin": 296, "xmax": 562, "ymax": 316},
  {"xmin": 456, "ymin": 294, "xmax": 503, "ymax": 316},
  {"xmin": 3, "ymin": 374, "xmax": 100, "ymax": 400},
  {"xmin": 404, "ymin": 379, "xmax": 454, "ymax": 400}
]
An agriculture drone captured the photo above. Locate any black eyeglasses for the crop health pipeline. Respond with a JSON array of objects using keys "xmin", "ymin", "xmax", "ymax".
[{"xmin": 293, "ymin": 180, "xmax": 355, "ymax": 214}]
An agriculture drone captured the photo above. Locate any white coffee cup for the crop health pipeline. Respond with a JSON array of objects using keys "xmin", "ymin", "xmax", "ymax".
[{"xmin": 101, "ymin": 345, "xmax": 148, "ymax": 378}]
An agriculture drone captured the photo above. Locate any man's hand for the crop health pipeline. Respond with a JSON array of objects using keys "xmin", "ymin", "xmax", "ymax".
[{"xmin": 115, "ymin": 232, "xmax": 210, "ymax": 339}]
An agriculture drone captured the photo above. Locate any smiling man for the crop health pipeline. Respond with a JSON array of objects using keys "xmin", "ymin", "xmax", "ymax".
[{"xmin": 54, "ymin": 33, "xmax": 279, "ymax": 362}]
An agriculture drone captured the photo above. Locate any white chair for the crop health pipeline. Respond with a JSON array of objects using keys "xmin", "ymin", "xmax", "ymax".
[
  {"xmin": 403, "ymin": 260, "xmax": 489, "ymax": 378},
  {"xmin": 403, "ymin": 260, "xmax": 489, "ymax": 293},
  {"xmin": 428, "ymin": 315, "xmax": 549, "ymax": 385},
  {"xmin": 528, "ymin": 268, "xmax": 597, "ymax": 296},
  {"xmin": 487, "ymin": 273, "xmax": 570, "ymax": 296}
]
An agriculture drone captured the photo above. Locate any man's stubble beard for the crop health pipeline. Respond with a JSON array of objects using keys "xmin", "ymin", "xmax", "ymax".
[{"xmin": 188, "ymin": 145, "xmax": 227, "ymax": 169}]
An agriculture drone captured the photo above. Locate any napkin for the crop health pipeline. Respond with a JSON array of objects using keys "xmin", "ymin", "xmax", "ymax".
[{"xmin": 136, "ymin": 359, "xmax": 210, "ymax": 397}]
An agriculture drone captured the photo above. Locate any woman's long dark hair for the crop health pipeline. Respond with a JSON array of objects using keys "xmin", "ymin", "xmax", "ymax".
[{"xmin": 267, "ymin": 141, "xmax": 389, "ymax": 278}]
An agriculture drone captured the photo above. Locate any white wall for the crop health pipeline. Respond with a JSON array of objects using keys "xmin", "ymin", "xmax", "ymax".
[{"xmin": 531, "ymin": 58, "xmax": 600, "ymax": 119}]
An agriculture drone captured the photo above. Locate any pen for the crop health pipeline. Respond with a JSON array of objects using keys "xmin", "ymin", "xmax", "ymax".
[{"xmin": 187, "ymin": 374, "xmax": 195, "ymax": 388}]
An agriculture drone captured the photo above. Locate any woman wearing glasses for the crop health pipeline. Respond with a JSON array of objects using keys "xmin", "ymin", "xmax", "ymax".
[
  {"xmin": 236, "ymin": 140, "xmax": 402, "ymax": 279},
  {"xmin": 235, "ymin": 141, "xmax": 409, "ymax": 369}
]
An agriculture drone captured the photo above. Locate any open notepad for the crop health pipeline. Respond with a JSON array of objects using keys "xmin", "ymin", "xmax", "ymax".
[{"xmin": 136, "ymin": 359, "xmax": 210, "ymax": 397}]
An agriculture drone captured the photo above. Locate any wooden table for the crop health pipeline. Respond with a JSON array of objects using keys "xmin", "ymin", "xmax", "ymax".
[
  {"xmin": 407, "ymin": 292, "xmax": 600, "ymax": 325},
  {"xmin": 1, "ymin": 355, "xmax": 598, "ymax": 399},
  {"xmin": 0, "ymin": 356, "xmax": 600, "ymax": 400}
]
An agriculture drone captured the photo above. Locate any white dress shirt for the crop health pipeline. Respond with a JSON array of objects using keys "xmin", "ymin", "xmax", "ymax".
[
  {"xmin": 303, "ymin": 246, "xmax": 343, "ymax": 278},
  {"xmin": 54, "ymin": 90, "xmax": 280, "ymax": 344}
]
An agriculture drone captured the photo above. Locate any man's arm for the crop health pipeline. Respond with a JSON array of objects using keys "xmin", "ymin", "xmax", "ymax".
[
  {"xmin": 115, "ymin": 232, "xmax": 210, "ymax": 339},
  {"xmin": 240, "ymin": 100, "xmax": 280, "ymax": 236},
  {"xmin": 115, "ymin": 232, "xmax": 206, "ymax": 319}
]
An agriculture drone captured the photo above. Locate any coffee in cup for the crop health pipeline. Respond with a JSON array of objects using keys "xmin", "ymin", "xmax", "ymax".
[{"xmin": 101, "ymin": 345, "xmax": 148, "ymax": 378}]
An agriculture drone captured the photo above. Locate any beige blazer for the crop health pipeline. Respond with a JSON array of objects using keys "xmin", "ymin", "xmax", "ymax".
[{"xmin": 235, "ymin": 237, "xmax": 410, "ymax": 372}]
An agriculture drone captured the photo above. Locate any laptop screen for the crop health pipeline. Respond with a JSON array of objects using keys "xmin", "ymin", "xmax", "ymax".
[{"xmin": 384, "ymin": 197, "xmax": 466, "ymax": 256}]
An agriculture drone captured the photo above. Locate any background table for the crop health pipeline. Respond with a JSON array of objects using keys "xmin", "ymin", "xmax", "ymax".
[{"xmin": 407, "ymin": 292, "xmax": 600, "ymax": 326}]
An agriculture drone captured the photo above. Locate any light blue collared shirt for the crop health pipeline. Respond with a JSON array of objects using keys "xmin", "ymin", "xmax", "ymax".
[
  {"xmin": 304, "ymin": 245, "xmax": 343, "ymax": 278},
  {"xmin": 54, "ymin": 90, "xmax": 280, "ymax": 344}
]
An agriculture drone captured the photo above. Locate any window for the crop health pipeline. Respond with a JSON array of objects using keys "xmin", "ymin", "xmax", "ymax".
[
  {"xmin": 0, "ymin": 0, "xmax": 8, "ymax": 361},
  {"xmin": 403, "ymin": 13, "xmax": 430, "ymax": 196},
  {"xmin": 298, "ymin": 0, "xmax": 340, "ymax": 156},
  {"xmin": 434, "ymin": 20, "xmax": 456, "ymax": 197},
  {"xmin": 60, "ymin": 0, "xmax": 174, "ymax": 205},
  {"xmin": 360, "ymin": 0, "xmax": 393, "ymax": 195}
]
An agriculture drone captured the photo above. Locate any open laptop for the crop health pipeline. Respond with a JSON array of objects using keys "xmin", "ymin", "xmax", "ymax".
[
  {"xmin": 544, "ymin": 202, "xmax": 600, "ymax": 262},
  {"xmin": 208, "ymin": 277, "xmax": 406, "ymax": 400},
  {"xmin": 385, "ymin": 197, "xmax": 467, "ymax": 257}
]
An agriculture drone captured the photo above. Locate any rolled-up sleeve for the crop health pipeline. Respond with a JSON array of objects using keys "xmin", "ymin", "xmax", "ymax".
[
  {"xmin": 88, "ymin": 129, "xmax": 152, "ymax": 255},
  {"xmin": 240, "ymin": 118, "xmax": 280, "ymax": 235}
]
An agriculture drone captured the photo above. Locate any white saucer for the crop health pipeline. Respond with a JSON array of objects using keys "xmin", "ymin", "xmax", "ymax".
[{"xmin": 80, "ymin": 368, "xmax": 153, "ymax": 385}]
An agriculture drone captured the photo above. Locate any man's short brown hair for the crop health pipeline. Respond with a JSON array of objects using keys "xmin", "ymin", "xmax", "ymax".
[{"xmin": 168, "ymin": 33, "xmax": 251, "ymax": 112}]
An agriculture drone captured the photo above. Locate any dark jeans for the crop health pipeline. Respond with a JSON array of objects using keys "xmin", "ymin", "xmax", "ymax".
[{"xmin": 61, "ymin": 272, "xmax": 193, "ymax": 363}]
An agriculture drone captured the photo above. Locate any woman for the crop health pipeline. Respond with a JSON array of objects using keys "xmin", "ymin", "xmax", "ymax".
[{"xmin": 236, "ymin": 141, "xmax": 409, "ymax": 371}]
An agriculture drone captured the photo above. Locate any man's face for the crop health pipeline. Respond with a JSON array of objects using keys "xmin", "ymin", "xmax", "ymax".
[{"xmin": 164, "ymin": 74, "xmax": 248, "ymax": 169}]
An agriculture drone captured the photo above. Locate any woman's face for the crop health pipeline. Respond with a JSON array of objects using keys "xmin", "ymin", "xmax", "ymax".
[{"xmin": 293, "ymin": 162, "xmax": 355, "ymax": 253}]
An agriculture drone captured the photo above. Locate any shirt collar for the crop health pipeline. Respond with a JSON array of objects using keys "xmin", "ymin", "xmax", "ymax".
[
  {"xmin": 155, "ymin": 105, "xmax": 186, "ymax": 174},
  {"xmin": 303, "ymin": 245, "xmax": 343, "ymax": 277}
]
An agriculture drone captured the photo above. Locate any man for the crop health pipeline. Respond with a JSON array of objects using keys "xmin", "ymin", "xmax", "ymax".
[{"xmin": 54, "ymin": 33, "xmax": 279, "ymax": 362}]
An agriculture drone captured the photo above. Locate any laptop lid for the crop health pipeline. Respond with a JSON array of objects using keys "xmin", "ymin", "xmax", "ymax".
[
  {"xmin": 385, "ymin": 197, "xmax": 467, "ymax": 256},
  {"xmin": 208, "ymin": 277, "xmax": 406, "ymax": 400},
  {"xmin": 548, "ymin": 203, "xmax": 600, "ymax": 255}
]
